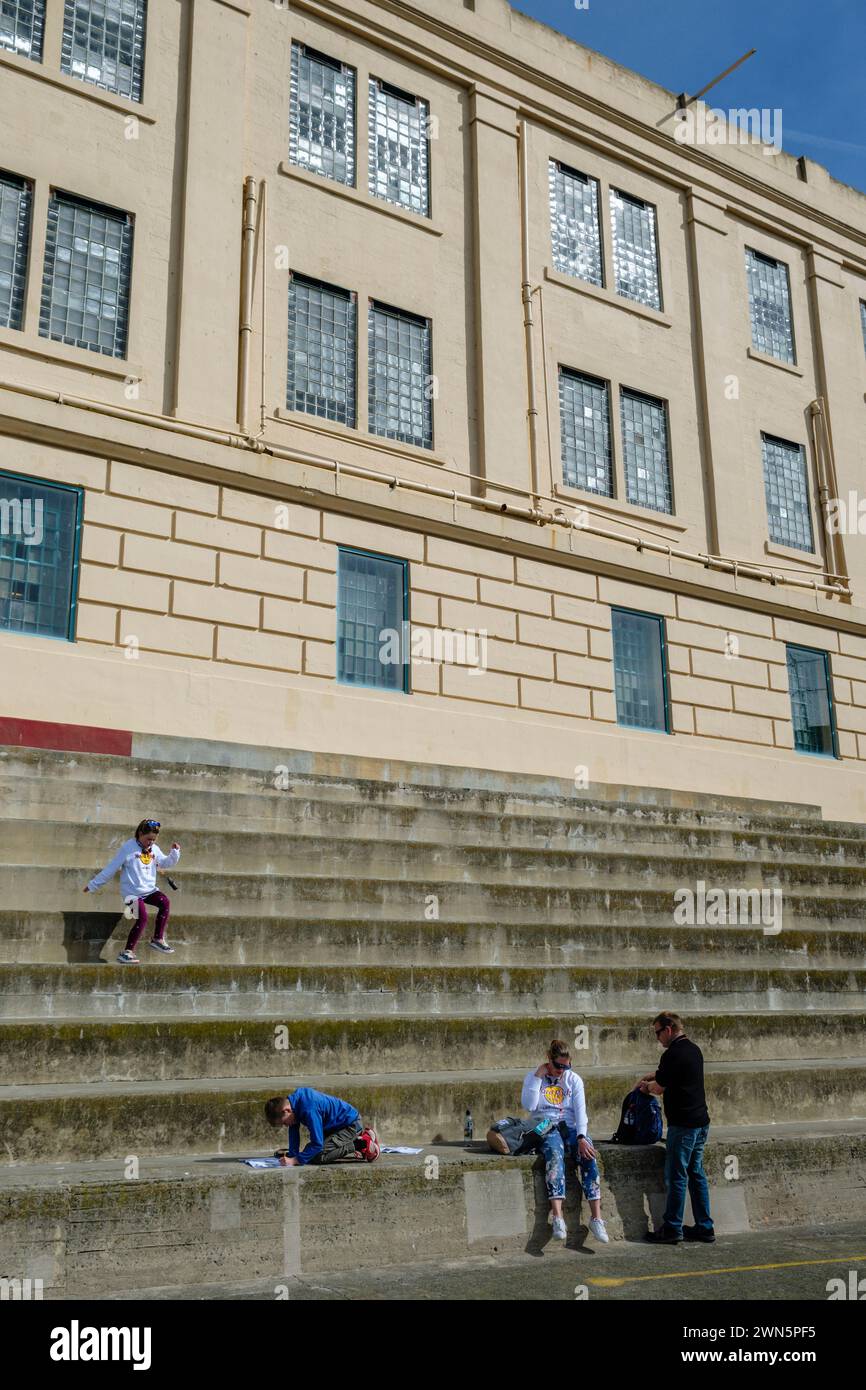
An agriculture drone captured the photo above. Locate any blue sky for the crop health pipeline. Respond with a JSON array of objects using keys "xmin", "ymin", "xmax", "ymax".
[{"xmin": 511, "ymin": 0, "xmax": 866, "ymax": 194}]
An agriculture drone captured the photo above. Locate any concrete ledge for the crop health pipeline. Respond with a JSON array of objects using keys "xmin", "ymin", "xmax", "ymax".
[
  {"xmin": 2, "ymin": 1132, "xmax": 864, "ymax": 1295},
  {"xmin": 2, "ymin": 1063, "xmax": 865, "ymax": 1163}
]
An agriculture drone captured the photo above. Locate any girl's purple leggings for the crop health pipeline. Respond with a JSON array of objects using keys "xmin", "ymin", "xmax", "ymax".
[{"xmin": 126, "ymin": 891, "xmax": 170, "ymax": 950}]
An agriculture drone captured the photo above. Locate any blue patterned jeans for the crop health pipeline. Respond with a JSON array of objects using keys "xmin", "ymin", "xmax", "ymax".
[{"xmin": 540, "ymin": 1123, "xmax": 601, "ymax": 1202}]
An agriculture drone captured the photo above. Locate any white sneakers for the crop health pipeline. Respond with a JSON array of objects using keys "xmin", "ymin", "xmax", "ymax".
[{"xmin": 548, "ymin": 1212, "xmax": 610, "ymax": 1243}]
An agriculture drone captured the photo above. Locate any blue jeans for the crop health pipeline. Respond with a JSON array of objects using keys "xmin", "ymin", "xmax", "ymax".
[
  {"xmin": 663, "ymin": 1124, "xmax": 713, "ymax": 1235},
  {"xmin": 540, "ymin": 1124, "xmax": 600, "ymax": 1202}
]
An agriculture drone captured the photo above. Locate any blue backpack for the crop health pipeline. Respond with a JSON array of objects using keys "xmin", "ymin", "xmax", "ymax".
[{"xmin": 611, "ymin": 1087, "xmax": 663, "ymax": 1145}]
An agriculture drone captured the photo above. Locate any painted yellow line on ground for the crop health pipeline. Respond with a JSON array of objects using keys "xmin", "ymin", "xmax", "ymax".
[{"xmin": 588, "ymin": 1254, "xmax": 866, "ymax": 1288}]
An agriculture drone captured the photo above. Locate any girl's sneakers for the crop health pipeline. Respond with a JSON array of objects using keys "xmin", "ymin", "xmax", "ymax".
[
  {"xmin": 589, "ymin": 1217, "xmax": 610, "ymax": 1243},
  {"xmin": 551, "ymin": 1216, "xmax": 567, "ymax": 1240},
  {"xmin": 149, "ymin": 939, "xmax": 175, "ymax": 953},
  {"xmin": 116, "ymin": 950, "xmax": 139, "ymax": 964}
]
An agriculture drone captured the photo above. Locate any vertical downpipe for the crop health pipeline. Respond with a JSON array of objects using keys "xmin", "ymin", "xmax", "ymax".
[
  {"xmin": 237, "ymin": 176, "xmax": 258, "ymax": 435},
  {"xmin": 518, "ymin": 118, "xmax": 541, "ymax": 510}
]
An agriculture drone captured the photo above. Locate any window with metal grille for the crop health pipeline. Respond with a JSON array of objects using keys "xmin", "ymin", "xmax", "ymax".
[
  {"xmin": 337, "ymin": 547, "xmax": 408, "ymax": 692},
  {"xmin": 761, "ymin": 433, "xmax": 813, "ymax": 552},
  {"xmin": 0, "ymin": 0, "xmax": 45, "ymax": 60},
  {"xmin": 620, "ymin": 389, "xmax": 671, "ymax": 514},
  {"xmin": 0, "ymin": 472, "xmax": 82, "ymax": 640},
  {"xmin": 611, "ymin": 607, "xmax": 669, "ymax": 733},
  {"xmin": 609, "ymin": 188, "xmax": 661, "ymax": 309},
  {"xmin": 368, "ymin": 301, "xmax": 432, "ymax": 449},
  {"xmin": 61, "ymin": 0, "xmax": 147, "ymax": 102},
  {"xmin": 287, "ymin": 274, "xmax": 356, "ymax": 427},
  {"xmin": 558, "ymin": 368, "xmax": 612, "ymax": 495},
  {"xmin": 289, "ymin": 42, "xmax": 355, "ymax": 187},
  {"xmin": 549, "ymin": 161, "xmax": 603, "ymax": 287},
  {"xmin": 745, "ymin": 248, "xmax": 795, "ymax": 363},
  {"xmin": 39, "ymin": 193, "xmax": 133, "ymax": 358},
  {"xmin": 368, "ymin": 78, "xmax": 429, "ymax": 216},
  {"xmin": 786, "ymin": 645, "xmax": 837, "ymax": 757},
  {"xmin": 0, "ymin": 173, "xmax": 32, "ymax": 331},
  {"xmin": 860, "ymin": 300, "xmax": 866, "ymax": 356}
]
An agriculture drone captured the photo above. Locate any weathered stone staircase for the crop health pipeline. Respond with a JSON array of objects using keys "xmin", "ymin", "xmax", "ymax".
[{"xmin": 1, "ymin": 744, "xmax": 864, "ymax": 1295}]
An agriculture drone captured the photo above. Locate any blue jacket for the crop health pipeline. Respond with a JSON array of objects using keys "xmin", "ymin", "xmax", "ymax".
[{"xmin": 286, "ymin": 1088, "xmax": 360, "ymax": 1165}]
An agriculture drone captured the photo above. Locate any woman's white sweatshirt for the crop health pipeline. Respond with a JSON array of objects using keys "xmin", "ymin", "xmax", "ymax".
[
  {"xmin": 521, "ymin": 1069, "xmax": 589, "ymax": 1136},
  {"xmin": 87, "ymin": 838, "xmax": 180, "ymax": 901}
]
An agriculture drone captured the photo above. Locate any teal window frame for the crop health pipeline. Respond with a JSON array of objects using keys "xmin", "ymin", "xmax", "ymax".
[
  {"xmin": 0, "ymin": 469, "xmax": 83, "ymax": 641},
  {"xmin": 336, "ymin": 545, "xmax": 410, "ymax": 694},
  {"xmin": 785, "ymin": 643, "xmax": 839, "ymax": 759},
  {"xmin": 611, "ymin": 605, "xmax": 671, "ymax": 734}
]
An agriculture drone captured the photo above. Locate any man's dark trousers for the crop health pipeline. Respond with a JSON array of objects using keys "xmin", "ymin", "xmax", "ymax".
[
  {"xmin": 663, "ymin": 1123, "xmax": 713, "ymax": 1236},
  {"xmin": 311, "ymin": 1119, "xmax": 363, "ymax": 1164}
]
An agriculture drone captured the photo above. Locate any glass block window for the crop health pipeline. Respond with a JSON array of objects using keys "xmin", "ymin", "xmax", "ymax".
[
  {"xmin": 61, "ymin": 0, "xmax": 147, "ymax": 103},
  {"xmin": 620, "ymin": 389, "xmax": 672, "ymax": 514},
  {"xmin": 558, "ymin": 368, "xmax": 612, "ymax": 495},
  {"xmin": 549, "ymin": 161, "xmax": 603, "ymax": 287},
  {"xmin": 0, "ymin": 173, "xmax": 32, "ymax": 331},
  {"xmin": 762, "ymin": 433, "xmax": 813, "ymax": 552},
  {"xmin": 610, "ymin": 188, "xmax": 661, "ymax": 309},
  {"xmin": 39, "ymin": 193, "xmax": 133, "ymax": 358},
  {"xmin": 337, "ymin": 548, "xmax": 408, "ymax": 692},
  {"xmin": 786, "ymin": 645, "xmax": 837, "ymax": 757},
  {"xmin": 611, "ymin": 607, "xmax": 669, "ymax": 733},
  {"xmin": 368, "ymin": 78, "xmax": 429, "ymax": 216},
  {"xmin": 860, "ymin": 300, "xmax": 866, "ymax": 356},
  {"xmin": 0, "ymin": 0, "xmax": 45, "ymax": 60},
  {"xmin": 289, "ymin": 42, "xmax": 355, "ymax": 187},
  {"xmin": 0, "ymin": 473, "xmax": 82, "ymax": 640},
  {"xmin": 287, "ymin": 274, "xmax": 356, "ymax": 427},
  {"xmin": 368, "ymin": 301, "xmax": 432, "ymax": 449},
  {"xmin": 745, "ymin": 248, "xmax": 795, "ymax": 363}
]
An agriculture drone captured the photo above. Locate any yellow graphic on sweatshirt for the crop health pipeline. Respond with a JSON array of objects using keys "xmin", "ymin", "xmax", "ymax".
[
  {"xmin": 139, "ymin": 853, "xmax": 154, "ymax": 865},
  {"xmin": 543, "ymin": 1085, "xmax": 565, "ymax": 1106}
]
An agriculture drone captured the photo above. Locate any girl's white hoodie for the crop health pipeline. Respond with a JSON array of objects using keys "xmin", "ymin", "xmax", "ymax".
[
  {"xmin": 87, "ymin": 838, "xmax": 181, "ymax": 902},
  {"xmin": 521, "ymin": 1068, "xmax": 589, "ymax": 1137}
]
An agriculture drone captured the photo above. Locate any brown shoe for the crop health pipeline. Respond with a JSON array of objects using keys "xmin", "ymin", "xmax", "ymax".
[{"xmin": 486, "ymin": 1128, "xmax": 510, "ymax": 1155}]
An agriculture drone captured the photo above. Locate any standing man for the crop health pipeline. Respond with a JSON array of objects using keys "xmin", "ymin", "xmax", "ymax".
[{"xmin": 638, "ymin": 1012, "xmax": 715, "ymax": 1245}]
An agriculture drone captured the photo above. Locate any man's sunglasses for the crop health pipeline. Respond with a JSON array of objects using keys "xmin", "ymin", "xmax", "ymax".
[{"xmin": 142, "ymin": 820, "xmax": 161, "ymax": 831}]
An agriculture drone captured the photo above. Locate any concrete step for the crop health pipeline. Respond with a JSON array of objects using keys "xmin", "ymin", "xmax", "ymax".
[
  {"xmin": 4, "ymin": 1124, "xmax": 865, "ymax": 1294},
  {"xmin": 6, "ymin": 866, "xmax": 865, "ymax": 923},
  {"xmin": 2, "ymin": 961, "xmax": 864, "ymax": 1019},
  {"xmin": 4, "ymin": 787, "xmax": 866, "ymax": 862},
  {"xmin": 1, "ymin": 1011, "xmax": 861, "ymax": 1085},
  {"xmin": 4, "ymin": 910, "xmax": 863, "ymax": 966},
  {"xmin": 1, "ymin": 1061, "xmax": 864, "ymax": 1165},
  {"xmin": 4, "ymin": 746, "xmax": 850, "ymax": 838},
  {"xmin": 10, "ymin": 820, "xmax": 866, "ymax": 881}
]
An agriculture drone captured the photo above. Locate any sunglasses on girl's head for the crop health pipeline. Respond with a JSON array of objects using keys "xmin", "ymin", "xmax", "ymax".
[
  {"xmin": 143, "ymin": 820, "xmax": 160, "ymax": 831},
  {"xmin": 550, "ymin": 1059, "xmax": 571, "ymax": 1071}
]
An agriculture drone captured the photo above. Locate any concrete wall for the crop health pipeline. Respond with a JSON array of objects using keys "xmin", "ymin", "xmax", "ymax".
[{"xmin": 2, "ymin": 0, "xmax": 866, "ymax": 817}]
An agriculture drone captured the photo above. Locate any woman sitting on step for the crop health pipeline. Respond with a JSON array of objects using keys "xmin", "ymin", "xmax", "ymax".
[
  {"xmin": 521, "ymin": 1039, "xmax": 609, "ymax": 1245},
  {"xmin": 83, "ymin": 818, "xmax": 181, "ymax": 964}
]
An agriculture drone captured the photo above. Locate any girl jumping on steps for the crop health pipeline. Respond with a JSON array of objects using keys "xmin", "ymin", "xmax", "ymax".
[{"xmin": 83, "ymin": 818, "xmax": 181, "ymax": 964}]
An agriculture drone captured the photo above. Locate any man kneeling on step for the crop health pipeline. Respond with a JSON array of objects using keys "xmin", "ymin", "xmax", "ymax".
[{"xmin": 265, "ymin": 1088, "xmax": 379, "ymax": 1165}]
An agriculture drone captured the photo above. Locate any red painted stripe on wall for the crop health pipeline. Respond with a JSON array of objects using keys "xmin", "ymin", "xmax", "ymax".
[{"xmin": 0, "ymin": 718, "xmax": 132, "ymax": 756}]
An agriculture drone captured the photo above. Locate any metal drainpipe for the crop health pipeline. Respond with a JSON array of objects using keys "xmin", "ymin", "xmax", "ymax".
[
  {"xmin": 810, "ymin": 398, "xmax": 848, "ymax": 587},
  {"xmin": 518, "ymin": 118, "xmax": 541, "ymax": 513},
  {"xmin": 237, "ymin": 176, "xmax": 258, "ymax": 436}
]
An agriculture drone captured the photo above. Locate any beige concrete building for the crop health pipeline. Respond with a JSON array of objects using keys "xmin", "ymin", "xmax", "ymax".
[{"xmin": 2, "ymin": 0, "xmax": 866, "ymax": 818}]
